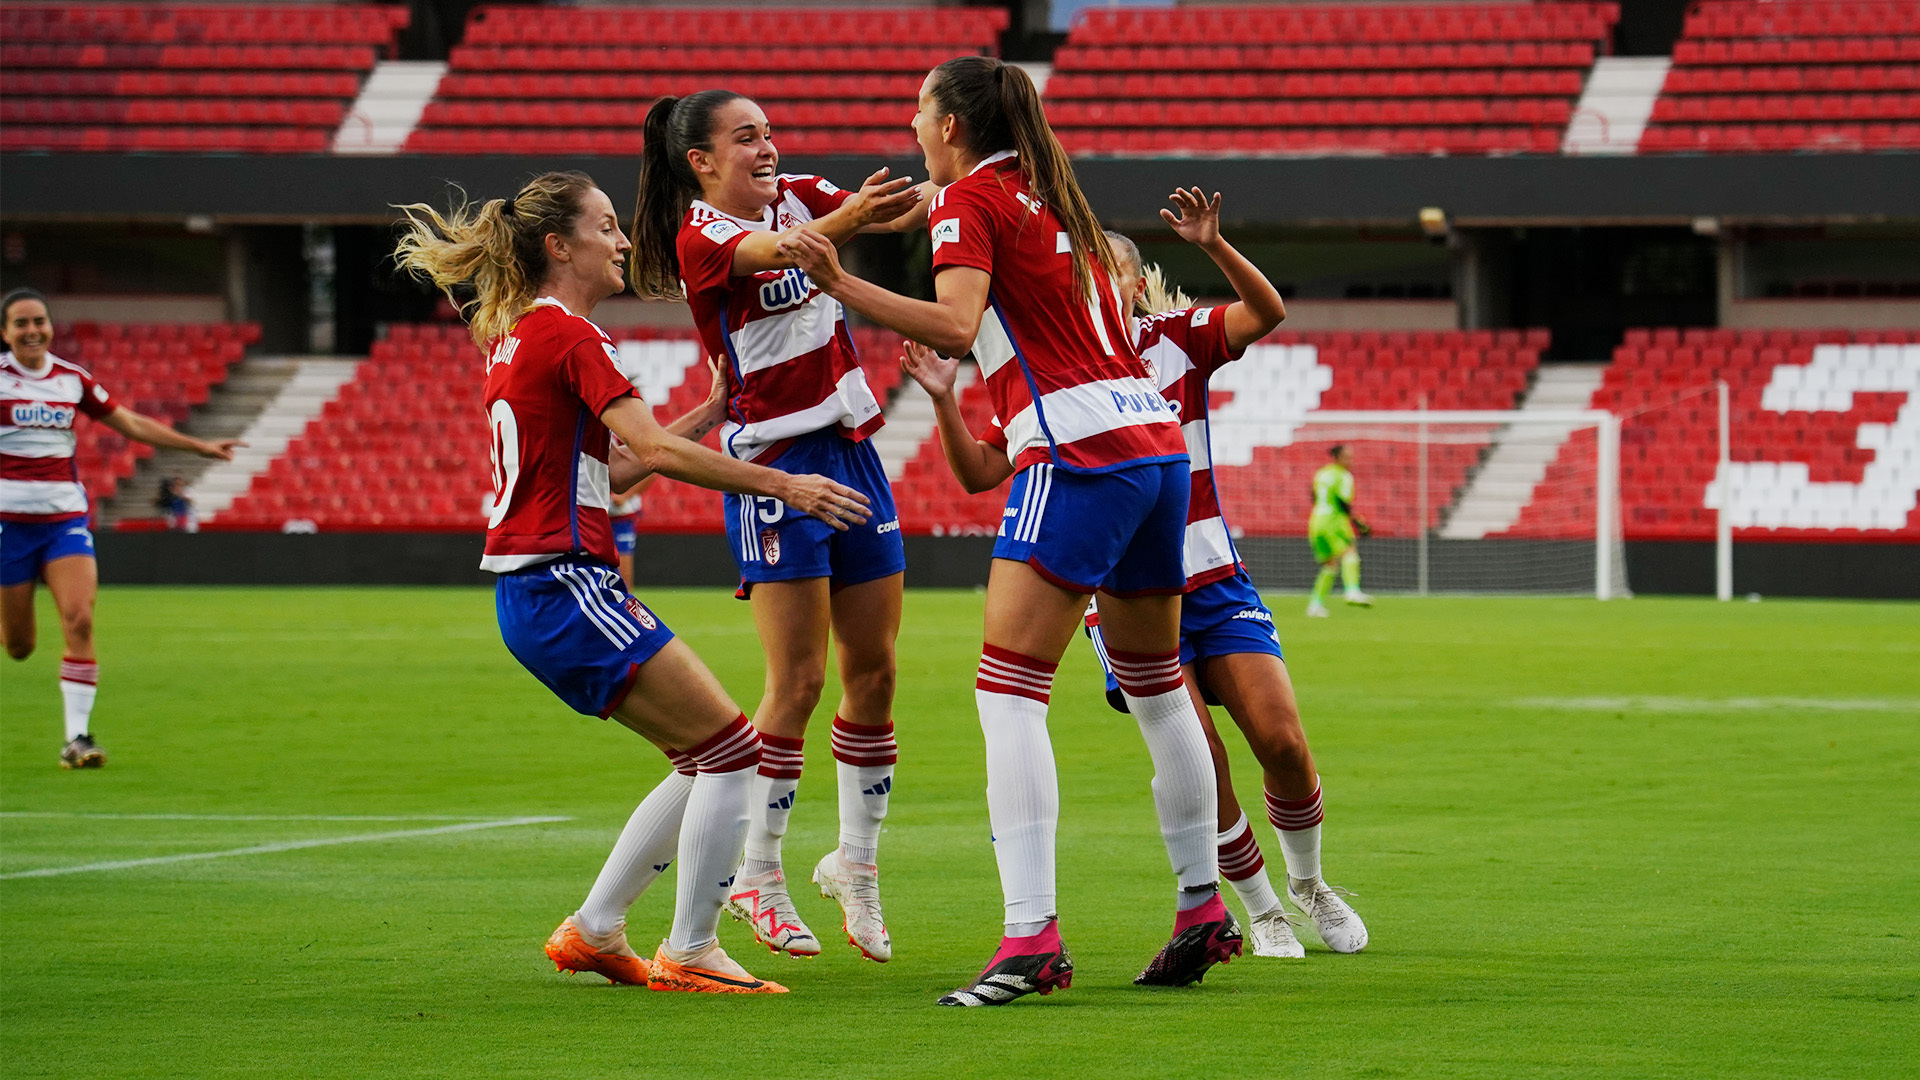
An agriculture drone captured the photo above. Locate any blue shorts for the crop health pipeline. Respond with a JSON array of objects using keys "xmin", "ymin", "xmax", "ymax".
[
  {"xmin": 611, "ymin": 514, "xmax": 638, "ymax": 557},
  {"xmin": 723, "ymin": 428, "xmax": 904, "ymax": 593},
  {"xmin": 495, "ymin": 555, "xmax": 676, "ymax": 718},
  {"xmin": 0, "ymin": 516, "xmax": 96, "ymax": 587},
  {"xmin": 995, "ymin": 461, "xmax": 1189, "ymax": 597},
  {"xmin": 1088, "ymin": 568, "xmax": 1284, "ymax": 711}
]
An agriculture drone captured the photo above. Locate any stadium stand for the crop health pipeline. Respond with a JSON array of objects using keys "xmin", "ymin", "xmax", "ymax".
[
  {"xmin": 1504, "ymin": 328, "xmax": 1920, "ymax": 541},
  {"xmin": 1045, "ymin": 3, "xmax": 1618, "ymax": 156},
  {"xmin": 0, "ymin": 3, "xmax": 408, "ymax": 154},
  {"xmin": 405, "ymin": 5, "xmax": 1008, "ymax": 156},
  {"xmin": 1641, "ymin": 0, "xmax": 1920, "ymax": 153},
  {"xmin": 49, "ymin": 321, "xmax": 258, "ymax": 508}
]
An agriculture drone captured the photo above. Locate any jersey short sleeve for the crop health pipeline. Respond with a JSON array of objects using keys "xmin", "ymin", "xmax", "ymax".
[
  {"xmin": 75, "ymin": 374, "xmax": 115, "ymax": 420},
  {"xmin": 559, "ymin": 335, "xmax": 638, "ymax": 416},
  {"xmin": 981, "ymin": 414, "xmax": 1008, "ymax": 452},
  {"xmin": 783, "ymin": 173, "xmax": 852, "ymax": 219},
  {"xmin": 679, "ymin": 215, "xmax": 750, "ymax": 297},
  {"xmin": 928, "ymin": 183, "xmax": 997, "ymax": 276},
  {"xmin": 1183, "ymin": 305, "xmax": 1238, "ymax": 377}
]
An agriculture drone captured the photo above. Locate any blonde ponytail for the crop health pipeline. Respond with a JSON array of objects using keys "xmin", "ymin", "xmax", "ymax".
[{"xmin": 1139, "ymin": 262, "xmax": 1193, "ymax": 316}]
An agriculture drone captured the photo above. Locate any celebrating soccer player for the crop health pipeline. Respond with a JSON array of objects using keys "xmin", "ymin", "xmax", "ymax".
[
  {"xmin": 394, "ymin": 170, "xmax": 873, "ymax": 994},
  {"xmin": 781, "ymin": 57, "xmax": 1234, "ymax": 1005},
  {"xmin": 1308, "ymin": 445, "xmax": 1373, "ymax": 616},
  {"xmin": 628, "ymin": 91, "xmax": 930, "ymax": 963},
  {"xmin": 1, "ymin": 288, "xmax": 241, "ymax": 769}
]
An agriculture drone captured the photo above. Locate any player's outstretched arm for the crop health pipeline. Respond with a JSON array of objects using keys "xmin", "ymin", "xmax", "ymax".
[
  {"xmin": 600, "ymin": 395, "xmax": 869, "ymax": 530},
  {"xmin": 729, "ymin": 169, "xmax": 924, "ymax": 276},
  {"xmin": 779, "ymin": 228, "xmax": 986, "ymax": 358},
  {"xmin": 100, "ymin": 407, "xmax": 241, "ymax": 461},
  {"xmin": 901, "ymin": 341, "xmax": 1011, "ymax": 494},
  {"xmin": 1163, "ymin": 187, "xmax": 1285, "ymax": 353}
]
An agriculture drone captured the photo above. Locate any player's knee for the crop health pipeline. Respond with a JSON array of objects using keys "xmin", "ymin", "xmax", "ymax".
[
  {"xmin": 4, "ymin": 638, "xmax": 33, "ymax": 661},
  {"xmin": 767, "ymin": 666, "xmax": 828, "ymax": 714},
  {"xmin": 60, "ymin": 608, "xmax": 93, "ymax": 645},
  {"xmin": 1250, "ymin": 717, "xmax": 1311, "ymax": 771},
  {"xmin": 841, "ymin": 655, "xmax": 896, "ymax": 708}
]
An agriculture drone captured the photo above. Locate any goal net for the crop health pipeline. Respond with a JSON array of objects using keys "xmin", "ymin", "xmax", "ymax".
[{"xmin": 1209, "ymin": 409, "xmax": 1629, "ymax": 598}]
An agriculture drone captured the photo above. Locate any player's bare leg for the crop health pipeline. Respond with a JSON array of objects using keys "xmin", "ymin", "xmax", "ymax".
[
  {"xmin": 1185, "ymin": 669, "xmax": 1300, "ymax": 958},
  {"xmin": 730, "ymin": 578, "xmax": 832, "ymax": 955},
  {"xmin": 815, "ymin": 571, "xmax": 903, "ymax": 961},
  {"xmin": 43, "ymin": 555, "xmax": 103, "ymax": 768},
  {"xmin": 1206, "ymin": 652, "xmax": 1366, "ymax": 953},
  {"xmin": 1, "ymin": 580, "xmax": 36, "ymax": 660}
]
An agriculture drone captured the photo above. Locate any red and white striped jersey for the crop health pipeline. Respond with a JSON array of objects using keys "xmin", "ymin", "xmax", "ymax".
[
  {"xmin": 928, "ymin": 151, "xmax": 1184, "ymax": 475},
  {"xmin": 1137, "ymin": 305, "xmax": 1242, "ymax": 589},
  {"xmin": 0, "ymin": 352, "xmax": 116, "ymax": 522},
  {"xmin": 678, "ymin": 174, "xmax": 884, "ymax": 465},
  {"xmin": 480, "ymin": 299, "xmax": 636, "ymax": 573}
]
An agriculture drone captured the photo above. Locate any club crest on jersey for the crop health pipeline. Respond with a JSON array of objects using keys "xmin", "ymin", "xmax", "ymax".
[
  {"xmin": 623, "ymin": 596, "xmax": 658, "ymax": 630},
  {"xmin": 8, "ymin": 401, "xmax": 74, "ymax": 428},
  {"xmin": 760, "ymin": 528, "xmax": 781, "ymax": 565},
  {"xmin": 759, "ymin": 268, "xmax": 814, "ymax": 313}
]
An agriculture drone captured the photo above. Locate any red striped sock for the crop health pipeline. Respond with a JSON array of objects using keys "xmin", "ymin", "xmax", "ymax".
[
  {"xmin": 664, "ymin": 748, "xmax": 698, "ymax": 777},
  {"xmin": 756, "ymin": 733, "xmax": 805, "ymax": 780},
  {"xmin": 1105, "ymin": 648, "xmax": 1184, "ymax": 699},
  {"xmin": 60, "ymin": 656, "xmax": 98, "ymax": 686},
  {"xmin": 1217, "ymin": 814, "xmax": 1268, "ymax": 882},
  {"xmin": 830, "ymin": 717, "xmax": 897, "ymax": 767},
  {"xmin": 1266, "ymin": 784, "xmax": 1325, "ymax": 832},
  {"xmin": 976, "ymin": 644, "xmax": 1056, "ymax": 703},
  {"xmin": 685, "ymin": 714, "xmax": 763, "ymax": 774}
]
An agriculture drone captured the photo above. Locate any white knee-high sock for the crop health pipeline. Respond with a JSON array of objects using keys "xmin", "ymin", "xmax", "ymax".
[
  {"xmin": 668, "ymin": 715, "xmax": 762, "ymax": 953},
  {"xmin": 975, "ymin": 644, "xmax": 1060, "ymax": 937},
  {"xmin": 831, "ymin": 716, "xmax": 896, "ymax": 866},
  {"xmin": 742, "ymin": 732, "xmax": 803, "ymax": 876},
  {"xmin": 575, "ymin": 751, "xmax": 697, "ymax": 936},
  {"xmin": 1266, "ymin": 781, "xmax": 1325, "ymax": 885},
  {"xmin": 1106, "ymin": 647, "xmax": 1219, "ymax": 909},
  {"xmin": 1218, "ymin": 812, "xmax": 1283, "ymax": 917},
  {"xmin": 60, "ymin": 657, "xmax": 97, "ymax": 741}
]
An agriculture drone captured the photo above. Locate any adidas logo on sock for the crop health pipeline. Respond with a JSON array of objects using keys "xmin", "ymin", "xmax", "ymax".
[
  {"xmin": 652, "ymin": 862, "xmax": 671, "ymax": 873},
  {"xmin": 862, "ymin": 776, "xmax": 892, "ymax": 796},
  {"xmin": 770, "ymin": 791, "xmax": 796, "ymax": 810}
]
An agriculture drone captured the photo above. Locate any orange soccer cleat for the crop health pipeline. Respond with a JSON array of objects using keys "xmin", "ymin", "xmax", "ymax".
[
  {"xmin": 647, "ymin": 941, "xmax": 789, "ymax": 994},
  {"xmin": 544, "ymin": 916, "xmax": 650, "ymax": 985}
]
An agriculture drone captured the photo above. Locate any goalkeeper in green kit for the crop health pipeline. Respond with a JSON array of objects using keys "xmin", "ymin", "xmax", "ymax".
[{"xmin": 1306, "ymin": 445, "xmax": 1373, "ymax": 617}]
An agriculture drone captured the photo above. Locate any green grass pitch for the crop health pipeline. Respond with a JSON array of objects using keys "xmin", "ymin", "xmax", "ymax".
[{"xmin": 2, "ymin": 587, "xmax": 1916, "ymax": 1079}]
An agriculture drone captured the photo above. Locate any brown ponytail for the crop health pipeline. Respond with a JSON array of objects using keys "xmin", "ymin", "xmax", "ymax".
[
  {"xmin": 392, "ymin": 171, "xmax": 597, "ymax": 346},
  {"xmin": 630, "ymin": 90, "xmax": 746, "ymax": 300},
  {"xmin": 929, "ymin": 56, "xmax": 1115, "ymax": 300}
]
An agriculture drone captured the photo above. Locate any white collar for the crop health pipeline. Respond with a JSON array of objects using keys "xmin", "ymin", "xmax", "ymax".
[
  {"xmin": 968, "ymin": 149, "xmax": 1018, "ymax": 176},
  {"xmin": 530, "ymin": 296, "xmax": 574, "ymax": 316},
  {"xmin": 691, "ymin": 198, "xmax": 776, "ymax": 232},
  {"xmin": 3, "ymin": 352, "xmax": 55, "ymax": 378}
]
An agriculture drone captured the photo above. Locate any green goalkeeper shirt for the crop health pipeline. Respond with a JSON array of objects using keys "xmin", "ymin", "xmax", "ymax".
[{"xmin": 1310, "ymin": 463, "xmax": 1354, "ymax": 529}]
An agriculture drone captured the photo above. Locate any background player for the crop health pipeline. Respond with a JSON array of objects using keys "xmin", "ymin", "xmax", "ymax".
[
  {"xmin": 1308, "ymin": 445, "xmax": 1373, "ymax": 617},
  {"xmin": 394, "ymin": 170, "xmax": 871, "ymax": 993},
  {"xmin": 606, "ymin": 356, "xmax": 729, "ymax": 590},
  {"xmin": 630, "ymin": 91, "xmax": 929, "ymax": 963},
  {"xmin": 781, "ymin": 56, "xmax": 1232, "ymax": 1005},
  {"xmin": 1, "ymin": 287, "xmax": 240, "ymax": 769}
]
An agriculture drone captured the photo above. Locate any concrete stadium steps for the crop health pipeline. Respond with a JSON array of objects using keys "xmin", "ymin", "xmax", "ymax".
[
  {"xmin": 1563, "ymin": 56, "xmax": 1671, "ymax": 154},
  {"xmin": 188, "ymin": 358, "xmax": 361, "ymax": 519},
  {"xmin": 1439, "ymin": 363, "xmax": 1608, "ymax": 539},
  {"xmin": 872, "ymin": 363, "xmax": 978, "ymax": 482},
  {"xmin": 333, "ymin": 60, "xmax": 446, "ymax": 154}
]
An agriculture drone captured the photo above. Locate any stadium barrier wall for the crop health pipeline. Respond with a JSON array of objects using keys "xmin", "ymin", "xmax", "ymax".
[{"xmin": 94, "ymin": 533, "xmax": 1916, "ymax": 598}]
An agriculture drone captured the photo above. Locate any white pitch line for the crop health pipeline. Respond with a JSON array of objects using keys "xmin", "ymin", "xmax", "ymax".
[
  {"xmin": 0, "ymin": 816, "xmax": 571, "ymax": 880},
  {"xmin": 1513, "ymin": 696, "xmax": 1920, "ymax": 713},
  {"xmin": 0, "ymin": 813, "xmax": 520, "ymax": 822}
]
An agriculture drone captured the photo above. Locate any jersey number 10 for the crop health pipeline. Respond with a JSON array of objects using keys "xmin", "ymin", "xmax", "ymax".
[{"xmin": 488, "ymin": 399, "xmax": 520, "ymax": 529}]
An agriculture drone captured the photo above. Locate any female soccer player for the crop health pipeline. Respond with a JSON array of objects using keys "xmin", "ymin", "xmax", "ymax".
[
  {"xmin": 780, "ymin": 57, "xmax": 1233, "ymax": 1005},
  {"xmin": 629, "ymin": 91, "xmax": 928, "ymax": 963},
  {"xmin": 394, "ymin": 170, "xmax": 872, "ymax": 994},
  {"xmin": 1308, "ymin": 445, "xmax": 1373, "ymax": 616},
  {"xmin": 1, "ymin": 287, "xmax": 240, "ymax": 769}
]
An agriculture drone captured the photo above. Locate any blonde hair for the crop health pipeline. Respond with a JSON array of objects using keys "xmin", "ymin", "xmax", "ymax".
[
  {"xmin": 392, "ymin": 171, "xmax": 598, "ymax": 347},
  {"xmin": 1104, "ymin": 230, "xmax": 1193, "ymax": 317}
]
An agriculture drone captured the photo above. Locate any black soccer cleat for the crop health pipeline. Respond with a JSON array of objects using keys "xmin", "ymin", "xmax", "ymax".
[
  {"xmin": 938, "ymin": 928, "xmax": 1075, "ymax": 1007},
  {"xmin": 59, "ymin": 734, "xmax": 106, "ymax": 770},
  {"xmin": 1135, "ymin": 896, "xmax": 1242, "ymax": 987}
]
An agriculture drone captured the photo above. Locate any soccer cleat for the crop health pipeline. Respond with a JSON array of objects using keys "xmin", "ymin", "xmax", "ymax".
[
  {"xmin": 1135, "ymin": 893, "xmax": 1243, "ymax": 986},
  {"xmin": 648, "ymin": 940, "xmax": 788, "ymax": 994},
  {"xmin": 938, "ymin": 921, "xmax": 1074, "ymax": 1007},
  {"xmin": 1305, "ymin": 602, "xmax": 1330, "ymax": 618},
  {"xmin": 724, "ymin": 867, "xmax": 822, "ymax": 956},
  {"xmin": 59, "ymin": 734, "xmax": 106, "ymax": 770},
  {"xmin": 812, "ymin": 850, "xmax": 891, "ymax": 962},
  {"xmin": 1246, "ymin": 907, "xmax": 1306, "ymax": 959},
  {"xmin": 544, "ymin": 916, "xmax": 650, "ymax": 985},
  {"xmin": 1344, "ymin": 591, "xmax": 1374, "ymax": 607},
  {"xmin": 1288, "ymin": 878, "xmax": 1369, "ymax": 953}
]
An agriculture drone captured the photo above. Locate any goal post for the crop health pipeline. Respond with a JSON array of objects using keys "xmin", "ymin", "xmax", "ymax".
[{"xmin": 1209, "ymin": 408, "xmax": 1627, "ymax": 599}]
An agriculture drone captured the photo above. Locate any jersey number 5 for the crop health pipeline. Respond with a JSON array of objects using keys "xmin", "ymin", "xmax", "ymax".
[{"xmin": 488, "ymin": 399, "xmax": 520, "ymax": 529}]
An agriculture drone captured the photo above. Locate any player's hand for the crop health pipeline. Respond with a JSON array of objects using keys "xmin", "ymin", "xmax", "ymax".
[
  {"xmin": 844, "ymin": 167, "xmax": 922, "ymax": 228},
  {"xmin": 196, "ymin": 439, "xmax": 245, "ymax": 461},
  {"xmin": 1161, "ymin": 186, "xmax": 1223, "ymax": 247},
  {"xmin": 695, "ymin": 354, "xmax": 729, "ymax": 423},
  {"xmin": 1355, "ymin": 518, "xmax": 1372, "ymax": 537},
  {"xmin": 778, "ymin": 229, "xmax": 846, "ymax": 292},
  {"xmin": 900, "ymin": 339, "xmax": 960, "ymax": 400},
  {"xmin": 781, "ymin": 473, "xmax": 872, "ymax": 530}
]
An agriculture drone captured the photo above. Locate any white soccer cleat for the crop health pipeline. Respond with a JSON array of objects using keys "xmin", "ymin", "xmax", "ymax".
[
  {"xmin": 812, "ymin": 850, "xmax": 892, "ymax": 962},
  {"xmin": 724, "ymin": 868, "xmax": 822, "ymax": 957},
  {"xmin": 1288, "ymin": 879, "xmax": 1368, "ymax": 953},
  {"xmin": 1246, "ymin": 907, "xmax": 1306, "ymax": 959},
  {"xmin": 1305, "ymin": 602, "xmax": 1330, "ymax": 618},
  {"xmin": 1344, "ymin": 591, "xmax": 1374, "ymax": 607}
]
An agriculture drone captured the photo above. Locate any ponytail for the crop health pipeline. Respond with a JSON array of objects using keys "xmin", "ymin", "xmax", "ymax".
[
  {"xmin": 392, "ymin": 171, "xmax": 597, "ymax": 347},
  {"xmin": 630, "ymin": 90, "xmax": 746, "ymax": 300},
  {"xmin": 929, "ymin": 56, "xmax": 1115, "ymax": 300},
  {"xmin": 1104, "ymin": 230, "xmax": 1192, "ymax": 316}
]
